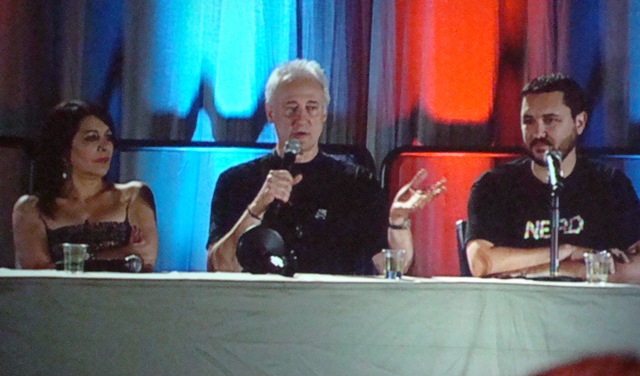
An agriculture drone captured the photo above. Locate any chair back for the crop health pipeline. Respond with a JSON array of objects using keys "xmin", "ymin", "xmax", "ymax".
[{"xmin": 456, "ymin": 219, "xmax": 472, "ymax": 276}]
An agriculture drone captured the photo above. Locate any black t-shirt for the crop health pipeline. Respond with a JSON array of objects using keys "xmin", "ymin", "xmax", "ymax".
[
  {"xmin": 467, "ymin": 156, "xmax": 640, "ymax": 251},
  {"xmin": 208, "ymin": 150, "xmax": 388, "ymax": 275}
]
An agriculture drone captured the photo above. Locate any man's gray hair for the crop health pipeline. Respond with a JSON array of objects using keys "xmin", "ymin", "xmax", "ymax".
[{"xmin": 265, "ymin": 59, "xmax": 331, "ymax": 106}]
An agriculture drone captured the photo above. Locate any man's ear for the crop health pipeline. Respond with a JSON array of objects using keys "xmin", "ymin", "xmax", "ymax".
[
  {"xmin": 265, "ymin": 103, "xmax": 274, "ymax": 122},
  {"xmin": 575, "ymin": 111, "xmax": 588, "ymax": 135}
]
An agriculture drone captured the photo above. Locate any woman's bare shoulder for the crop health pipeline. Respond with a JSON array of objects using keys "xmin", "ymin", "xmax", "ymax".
[
  {"xmin": 13, "ymin": 195, "xmax": 40, "ymax": 214},
  {"xmin": 114, "ymin": 181, "xmax": 155, "ymax": 210},
  {"xmin": 115, "ymin": 180, "xmax": 148, "ymax": 190},
  {"xmin": 114, "ymin": 181, "xmax": 149, "ymax": 197},
  {"xmin": 12, "ymin": 195, "xmax": 45, "ymax": 227}
]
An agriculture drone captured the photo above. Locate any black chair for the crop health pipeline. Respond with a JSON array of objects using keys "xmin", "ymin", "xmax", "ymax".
[
  {"xmin": 322, "ymin": 144, "xmax": 377, "ymax": 174},
  {"xmin": 456, "ymin": 219, "xmax": 472, "ymax": 277}
]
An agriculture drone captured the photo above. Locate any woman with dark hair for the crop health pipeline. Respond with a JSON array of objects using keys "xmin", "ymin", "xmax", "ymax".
[{"xmin": 12, "ymin": 100, "xmax": 158, "ymax": 271}]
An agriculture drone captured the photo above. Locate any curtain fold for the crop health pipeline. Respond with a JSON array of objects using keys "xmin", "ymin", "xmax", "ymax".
[
  {"xmin": 0, "ymin": 1, "xmax": 59, "ymax": 138},
  {"xmin": 1, "ymin": 0, "xmax": 636, "ymax": 162}
]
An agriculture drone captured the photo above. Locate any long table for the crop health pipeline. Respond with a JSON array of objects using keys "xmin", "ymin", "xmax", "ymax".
[{"xmin": 1, "ymin": 269, "xmax": 639, "ymax": 376}]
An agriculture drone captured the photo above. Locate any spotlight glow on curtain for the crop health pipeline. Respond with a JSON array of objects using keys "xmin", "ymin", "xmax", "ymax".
[
  {"xmin": 143, "ymin": 1, "xmax": 206, "ymax": 116},
  {"xmin": 214, "ymin": 0, "xmax": 295, "ymax": 117},
  {"xmin": 394, "ymin": 0, "xmax": 498, "ymax": 123},
  {"xmin": 424, "ymin": 0, "xmax": 498, "ymax": 123}
]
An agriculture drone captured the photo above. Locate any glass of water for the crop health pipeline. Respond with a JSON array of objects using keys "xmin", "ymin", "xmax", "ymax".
[
  {"xmin": 62, "ymin": 243, "xmax": 88, "ymax": 273},
  {"xmin": 383, "ymin": 249, "xmax": 406, "ymax": 279},
  {"xmin": 583, "ymin": 250, "xmax": 613, "ymax": 284}
]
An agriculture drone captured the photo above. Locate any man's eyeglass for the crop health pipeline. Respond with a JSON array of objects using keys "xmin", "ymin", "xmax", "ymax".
[{"xmin": 283, "ymin": 103, "xmax": 323, "ymax": 118}]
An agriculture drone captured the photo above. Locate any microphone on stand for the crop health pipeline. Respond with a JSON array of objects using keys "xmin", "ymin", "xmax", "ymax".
[
  {"xmin": 544, "ymin": 150, "xmax": 563, "ymax": 189},
  {"xmin": 529, "ymin": 149, "xmax": 581, "ymax": 282}
]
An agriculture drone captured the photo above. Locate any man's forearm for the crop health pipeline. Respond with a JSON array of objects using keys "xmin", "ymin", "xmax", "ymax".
[
  {"xmin": 466, "ymin": 238, "xmax": 595, "ymax": 277},
  {"xmin": 508, "ymin": 259, "xmax": 584, "ymax": 278},
  {"xmin": 387, "ymin": 226, "xmax": 414, "ymax": 272},
  {"xmin": 207, "ymin": 209, "xmax": 261, "ymax": 272},
  {"xmin": 467, "ymin": 239, "xmax": 564, "ymax": 277},
  {"xmin": 207, "ymin": 238, "xmax": 242, "ymax": 272}
]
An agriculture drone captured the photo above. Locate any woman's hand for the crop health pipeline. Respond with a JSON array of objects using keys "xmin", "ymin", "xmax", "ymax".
[{"xmin": 129, "ymin": 225, "xmax": 145, "ymax": 246}]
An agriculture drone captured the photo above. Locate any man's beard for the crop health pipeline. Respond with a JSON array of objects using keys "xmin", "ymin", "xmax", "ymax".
[{"xmin": 526, "ymin": 132, "xmax": 577, "ymax": 167}]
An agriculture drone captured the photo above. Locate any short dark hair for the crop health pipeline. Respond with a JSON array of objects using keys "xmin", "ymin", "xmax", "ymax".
[
  {"xmin": 33, "ymin": 100, "xmax": 116, "ymax": 217},
  {"xmin": 521, "ymin": 73, "xmax": 587, "ymax": 118}
]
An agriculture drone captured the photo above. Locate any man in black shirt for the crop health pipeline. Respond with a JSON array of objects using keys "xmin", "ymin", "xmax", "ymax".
[
  {"xmin": 466, "ymin": 73, "xmax": 640, "ymax": 281},
  {"xmin": 207, "ymin": 59, "xmax": 445, "ymax": 274}
]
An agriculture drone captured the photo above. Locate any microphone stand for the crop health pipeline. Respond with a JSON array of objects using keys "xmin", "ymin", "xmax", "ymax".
[
  {"xmin": 549, "ymin": 179, "xmax": 561, "ymax": 277},
  {"xmin": 543, "ymin": 150, "xmax": 563, "ymax": 277},
  {"xmin": 533, "ymin": 176, "xmax": 579, "ymax": 281}
]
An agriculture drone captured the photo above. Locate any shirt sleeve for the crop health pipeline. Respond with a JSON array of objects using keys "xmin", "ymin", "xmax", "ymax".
[
  {"xmin": 609, "ymin": 169, "xmax": 640, "ymax": 249},
  {"xmin": 466, "ymin": 170, "xmax": 508, "ymax": 246},
  {"xmin": 207, "ymin": 170, "xmax": 234, "ymax": 248}
]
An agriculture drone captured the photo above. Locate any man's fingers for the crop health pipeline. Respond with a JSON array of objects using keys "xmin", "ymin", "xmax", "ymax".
[
  {"xmin": 610, "ymin": 248, "xmax": 630, "ymax": 263},
  {"xmin": 260, "ymin": 170, "xmax": 299, "ymax": 206},
  {"xmin": 409, "ymin": 169, "xmax": 428, "ymax": 189},
  {"xmin": 429, "ymin": 179, "xmax": 446, "ymax": 197},
  {"xmin": 626, "ymin": 241, "xmax": 640, "ymax": 255},
  {"xmin": 414, "ymin": 194, "xmax": 429, "ymax": 209}
]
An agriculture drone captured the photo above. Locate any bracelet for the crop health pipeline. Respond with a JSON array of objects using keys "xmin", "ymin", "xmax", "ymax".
[
  {"xmin": 389, "ymin": 218, "xmax": 411, "ymax": 230},
  {"xmin": 247, "ymin": 206, "xmax": 262, "ymax": 221}
]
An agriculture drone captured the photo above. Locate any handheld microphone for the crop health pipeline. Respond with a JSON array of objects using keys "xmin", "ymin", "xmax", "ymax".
[
  {"xmin": 265, "ymin": 139, "xmax": 301, "ymax": 220},
  {"xmin": 544, "ymin": 150, "xmax": 563, "ymax": 188},
  {"xmin": 281, "ymin": 138, "xmax": 301, "ymax": 170}
]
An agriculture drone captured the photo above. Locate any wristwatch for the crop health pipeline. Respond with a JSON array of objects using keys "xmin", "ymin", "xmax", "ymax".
[{"xmin": 388, "ymin": 218, "xmax": 411, "ymax": 230}]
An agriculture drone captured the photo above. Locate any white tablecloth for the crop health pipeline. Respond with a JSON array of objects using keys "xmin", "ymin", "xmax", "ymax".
[{"xmin": 1, "ymin": 269, "xmax": 639, "ymax": 376}]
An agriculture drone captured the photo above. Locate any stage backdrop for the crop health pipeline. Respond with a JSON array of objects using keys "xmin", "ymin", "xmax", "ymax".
[{"xmin": 2, "ymin": 0, "xmax": 640, "ymax": 270}]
